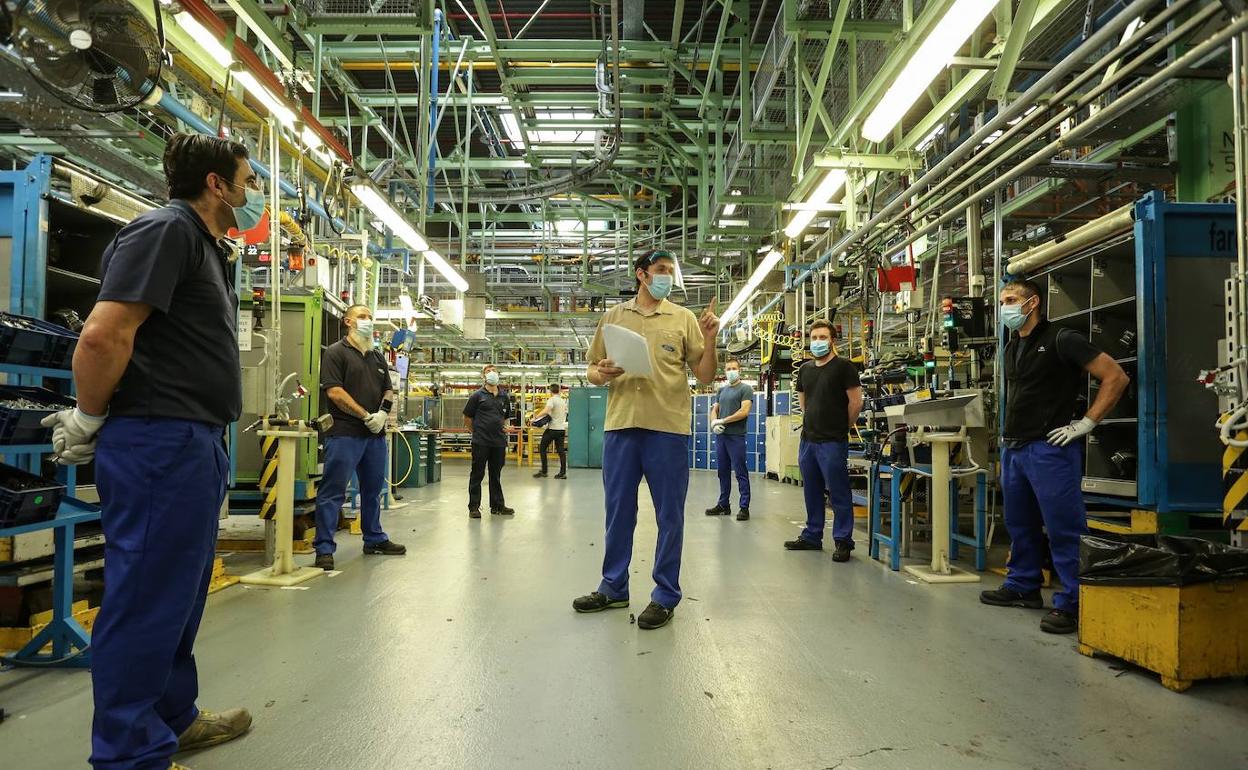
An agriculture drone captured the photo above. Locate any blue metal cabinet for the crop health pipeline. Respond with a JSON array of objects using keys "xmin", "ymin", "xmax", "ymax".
[
  {"xmin": 694, "ymin": 395, "xmax": 710, "ymax": 414},
  {"xmin": 694, "ymin": 452, "xmax": 709, "ymax": 469}
]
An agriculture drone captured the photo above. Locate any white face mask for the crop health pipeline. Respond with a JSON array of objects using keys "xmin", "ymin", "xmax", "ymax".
[
  {"xmin": 726, "ymin": 369, "xmax": 741, "ymax": 384},
  {"xmin": 352, "ymin": 319, "xmax": 374, "ymax": 340},
  {"xmin": 485, "ymin": 371, "xmax": 500, "ymax": 386}
]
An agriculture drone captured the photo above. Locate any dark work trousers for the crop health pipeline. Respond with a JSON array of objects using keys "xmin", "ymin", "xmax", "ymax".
[
  {"xmin": 469, "ymin": 442, "xmax": 507, "ymax": 511},
  {"xmin": 90, "ymin": 418, "xmax": 227, "ymax": 770},
  {"xmin": 539, "ymin": 428, "xmax": 567, "ymax": 474}
]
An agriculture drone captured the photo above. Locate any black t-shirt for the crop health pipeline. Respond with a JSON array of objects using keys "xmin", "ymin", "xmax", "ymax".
[
  {"xmin": 1004, "ymin": 319, "xmax": 1102, "ymax": 441},
  {"xmin": 321, "ymin": 338, "xmax": 391, "ymax": 438},
  {"xmin": 464, "ymin": 388, "xmax": 512, "ymax": 447},
  {"xmin": 98, "ymin": 200, "xmax": 241, "ymax": 427},
  {"xmin": 796, "ymin": 356, "xmax": 861, "ymax": 442}
]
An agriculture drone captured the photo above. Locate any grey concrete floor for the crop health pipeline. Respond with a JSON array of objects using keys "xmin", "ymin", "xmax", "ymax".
[{"xmin": 3, "ymin": 461, "xmax": 1248, "ymax": 770}]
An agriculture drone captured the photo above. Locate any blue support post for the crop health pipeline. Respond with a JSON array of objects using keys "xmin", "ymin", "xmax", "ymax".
[{"xmin": 428, "ymin": 8, "xmax": 443, "ymax": 213}]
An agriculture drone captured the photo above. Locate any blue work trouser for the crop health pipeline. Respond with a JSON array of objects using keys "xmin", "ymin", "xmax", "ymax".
[
  {"xmin": 1001, "ymin": 440, "xmax": 1087, "ymax": 612},
  {"xmin": 715, "ymin": 433, "xmax": 751, "ymax": 509},
  {"xmin": 314, "ymin": 435, "xmax": 389, "ymax": 555},
  {"xmin": 90, "ymin": 418, "xmax": 228, "ymax": 770},
  {"xmin": 599, "ymin": 429, "xmax": 690, "ymax": 608},
  {"xmin": 798, "ymin": 439, "xmax": 855, "ymax": 547}
]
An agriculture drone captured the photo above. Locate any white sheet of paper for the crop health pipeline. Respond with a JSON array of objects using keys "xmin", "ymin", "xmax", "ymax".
[{"xmin": 602, "ymin": 324, "xmax": 653, "ymax": 376}]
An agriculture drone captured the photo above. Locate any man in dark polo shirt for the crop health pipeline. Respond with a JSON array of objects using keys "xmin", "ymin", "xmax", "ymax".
[
  {"xmin": 41, "ymin": 133, "xmax": 254, "ymax": 769},
  {"xmin": 980, "ymin": 279, "xmax": 1127, "ymax": 634},
  {"xmin": 313, "ymin": 304, "xmax": 407, "ymax": 570},
  {"xmin": 784, "ymin": 319, "xmax": 864, "ymax": 562},
  {"xmin": 463, "ymin": 364, "xmax": 516, "ymax": 518}
]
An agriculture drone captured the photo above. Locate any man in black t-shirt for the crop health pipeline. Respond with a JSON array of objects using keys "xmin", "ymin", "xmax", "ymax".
[
  {"xmin": 784, "ymin": 319, "xmax": 864, "ymax": 562},
  {"xmin": 313, "ymin": 304, "xmax": 407, "ymax": 571},
  {"xmin": 463, "ymin": 364, "xmax": 516, "ymax": 518},
  {"xmin": 981, "ymin": 279, "xmax": 1128, "ymax": 635},
  {"xmin": 41, "ymin": 134, "xmax": 253, "ymax": 768}
]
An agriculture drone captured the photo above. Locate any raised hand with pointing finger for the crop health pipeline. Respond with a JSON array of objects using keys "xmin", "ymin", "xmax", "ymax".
[{"xmin": 699, "ymin": 297, "xmax": 719, "ymax": 338}]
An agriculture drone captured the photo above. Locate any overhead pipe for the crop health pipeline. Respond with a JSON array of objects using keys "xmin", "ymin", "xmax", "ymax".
[
  {"xmin": 782, "ymin": 0, "xmax": 1166, "ymax": 293},
  {"xmin": 157, "ymin": 91, "xmax": 349, "ymax": 232},
  {"xmin": 428, "ymin": 8, "xmax": 444, "ymax": 213},
  {"xmin": 1005, "ymin": 204, "xmax": 1135, "ymax": 276}
]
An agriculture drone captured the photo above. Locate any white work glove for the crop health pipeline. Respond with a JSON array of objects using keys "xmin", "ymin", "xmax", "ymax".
[
  {"xmin": 40, "ymin": 408, "xmax": 106, "ymax": 465},
  {"xmin": 711, "ymin": 419, "xmax": 726, "ymax": 435},
  {"xmin": 363, "ymin": 410, "xmax": 388, "ymax": 434},
  {"xmin": 1047, "ymin": 417, "xmax": 1097, "ymax": 447}
]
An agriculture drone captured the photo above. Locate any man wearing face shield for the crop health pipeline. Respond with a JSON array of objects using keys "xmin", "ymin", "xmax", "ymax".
[
  {"xmin": 463, "ymin": 364, "xmax": 516, "ymax": 518},
  {"xmin": 573, "ymin": 250, "xmax": 719, "ymax": 630},
  {"xmin": 705, "ymin": 358, "xmax": 753, "ymax": 520},
  {"xmin": 981, "ymin": 279, "xmax": 1127, "ymax": 634},
  {"xmin": 39, "ymin": 134, "xmax": 255, "ymax": 769},
  {"xmin": 313, "ymin": 304, "xmax": 407, "ymax": 571}
]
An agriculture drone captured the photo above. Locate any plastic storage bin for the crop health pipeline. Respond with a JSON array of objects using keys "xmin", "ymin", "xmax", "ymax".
[
  {"xmin": 0, "ymin": 312, "xmax": 78, "ymax": 369},
  {"xmin": 0, "ymin": 386, "xmax": 75, "ymax": 445},
  {"xmin": 0, "ymin": 463, "xmax": 66, "ymax": 528}
]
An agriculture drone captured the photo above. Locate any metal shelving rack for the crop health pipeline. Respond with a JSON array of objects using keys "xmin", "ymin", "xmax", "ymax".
[
  {"xmin": 0, "ymin": 362, "xmax": 99, "ymax": 668},
  {"xmin": 1022, "ymin": 191, "xmax": 1235, "ymax": 514}
]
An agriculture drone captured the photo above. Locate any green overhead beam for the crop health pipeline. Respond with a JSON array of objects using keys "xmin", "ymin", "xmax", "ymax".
[
  {"xmin": 224, "ymin": 0, "xmax": 295, "ymax": 69},
  {"xmin": 790, "ymin": 19, "xmax": 903, "ymax": 40},
  {"xmin": 322, "ymin": 38, "xmax": 757, "ymax": 63},
  {"xmin": 988, "ymin": 0, "xmax": 1039, "ymax": 103},
  {"xmin": 813, "ymin": 150, "xmax": 921, "ymax": 171},
  {"xmin": 299, "ymin": 15, "xmax": 429, "ymax": 34}
]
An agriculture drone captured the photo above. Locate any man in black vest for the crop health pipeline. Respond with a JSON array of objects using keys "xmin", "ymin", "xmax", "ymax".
[{"xmin": 981, "ymin": 279, "xmax": 1128, "ymax": 634}]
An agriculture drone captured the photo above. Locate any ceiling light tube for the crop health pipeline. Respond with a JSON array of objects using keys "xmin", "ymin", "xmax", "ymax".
[
  {"xmin": 783, "ymin": 170, "xmax": 847, "ymax": 239},
  {"xmin": 719, "ymin": 249, "xmax": 784, "ymax": 329},
  {"xmin": 422, "ymin": 249, "xmax": 470, "ymax": 293},
  {"xmin": 234, "ymin": 70, "xmax": 296, "ymax": 127},
  {"xmin": 175, "ymin": 13, "xmax": 232, "ymax": 67},
  {"xmin": 351, "ymin": 182, "xmax": 431, "ymax": 254},
  {"xmin": 861, "ymin": 0, "xmax": 997, "ymax": 142}
]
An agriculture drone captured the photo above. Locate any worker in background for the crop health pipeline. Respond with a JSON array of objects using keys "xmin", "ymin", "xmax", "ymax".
[
  {"xmin": 784, "ymin": 319, "xmax": 864, "ymax": 562},
  {"xmin": 313, "ymin": 304, "xmax": 407, "ymax": 571},
  {"xmin": 533, "ymin": 382, "xmax": 569, "ymax": 479},
  {"xmin": 40, "ymin": 133, "xmax": 253, "ymax": 769},
  {"xmin": 464, "ymin": 364, "xmax": 516, "ymax": 518},
  {"xmin": 982, "ymin": 279, "xmax": 1128, "ymax": 634},
  {"xmin": 705, "ymin": 358, "xmax": 753, "ymax": 520},
  {"xmin": 574, "ymin": 249, "xmax": 719, "ymax": 630}
]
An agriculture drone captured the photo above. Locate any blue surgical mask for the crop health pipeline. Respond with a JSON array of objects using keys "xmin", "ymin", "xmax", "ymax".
[
  {"xmin": 646, "ymin": 273, "xmax": 673, "ymax": 301},
  {"xmin": 1001, "ymin": 300, "xmax": 1033, "ymax": 331},
  {"xmin": 726, "ymin": 369, "xmax": 741, "ymax": 384},
  {"xmin": 810, "ymin": 340, "xmax": 831, "ymax": 358},
  {"xmin": 485, "ymin": 371, "xmax": 500, "ymax": 386},
  {"xmin": 352, "ymin": 319, "xmax": 373, "ymax": 341},
  {"xmin": 231, "ymin": 187, "xmax": 266, "ymax": 232}
]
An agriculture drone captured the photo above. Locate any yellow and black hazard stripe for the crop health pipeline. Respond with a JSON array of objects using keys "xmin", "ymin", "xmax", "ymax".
[
  {"xmin": 258, "ymin": 433, "xmax": 279, "ymax": 520},
  {"xmin": 1222, "ymin": 411, "xmax": 1248, "ymax": 529}
]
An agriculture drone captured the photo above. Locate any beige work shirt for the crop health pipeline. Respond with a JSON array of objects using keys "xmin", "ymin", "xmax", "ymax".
[{"xmin": 587, "ymin": 297, "xmax": 705, "ymax": 435}]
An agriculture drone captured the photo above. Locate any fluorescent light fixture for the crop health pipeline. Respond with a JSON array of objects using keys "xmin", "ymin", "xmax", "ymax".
[
  {"xmin": 861, "ymin": 0, "xmax": 996, "ymax": 142},
  {"xmin": 719, "ymin": 249, "xmax": 784, "ymax": 328},
  {"xmin": 299, "ymin": 126, "xmax": 335, "ymax": 166},
  {"xmin": 234, "ymin": 70, "xmax": 296, "ymax": 127},
  {"xmin": 422, "ymin": 249, "xmax": 470, "ymax": 293},
  {"xmin": 723, "ymin": 189, "xmax": 742, "ymax": 216},
  {"xmin": 718, "ymin": 219, "xmax": 750, "ymax": 228},
  {"xmin": 351, "ymin": 183, "xmax": 429, "ymax": 254},
  {"xmin": 554, "ymin": 219, "xmax": 609, "ymax": 235},
  {"xmin": 783, "ymin": 170, "xmax": 847, "ymax": 239},
  {"xmin": 175, "ymin": 13, "xmax": 232, "ymax": 67}
]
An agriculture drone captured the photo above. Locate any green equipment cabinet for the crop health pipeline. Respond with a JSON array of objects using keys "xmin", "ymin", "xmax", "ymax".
[
  {"xmin": 425, "ymin": 432, "xmax": 442, "ymax": 484},
  {"xmin": 392, "ymin": 429, "xmax": 426, "ymax": 488},
  {"xmin": 568, "ymin": 387, "xmax": 608, "ymax": 468}
]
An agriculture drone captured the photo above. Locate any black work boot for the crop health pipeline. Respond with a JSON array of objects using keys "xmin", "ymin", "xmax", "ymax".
[
  {"xmin": 1041, "ymin": 609, "xmax": 1078, "ymax": 634},
  {"xmin": 491, "ymin": 506, "xmax": 516, "ymax": 516},
  {"xmin": 314, "ymin": 554, "xmax": 334, "ymax": 571},
  {"xmin": 573, "ymin": 591, "xmax": 629, "ymax": 613},
  {"xmin": 469, "ymin": 508, "xmax": 482, "ymax": 519},
  {"xmin": 980, "ymin": 587, "xmax": 1045, "ymax": 609},
  {"xmin": 832, "ymin": 541, "xmax": 854, "ymax": 562},
  {"xmin": 705, "ymin": 504, "xmax": 729, "ymax": 516},
  {"xmin": 784, "ymin": 537, "xmax": 822, "ymax": 551},
  {"xmin": 363, "ymin": 540, "xmax": 406, "ymax": 555},
  {"xmin": 736, "ymin": 508, "xmax": 750, "ymax": 521},
  {"xmin": 533, "ymin": 470, "xmax": 548, "ymax": 478},
  {"xmin": 637, "ymin": 602, "xmax": 674, "ymax": 630}
]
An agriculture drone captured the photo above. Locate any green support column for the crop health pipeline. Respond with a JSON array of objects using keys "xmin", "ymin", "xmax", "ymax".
[{"xmin": 1176, "ymin": 86, "xmax": 1234, "ymax": 202}]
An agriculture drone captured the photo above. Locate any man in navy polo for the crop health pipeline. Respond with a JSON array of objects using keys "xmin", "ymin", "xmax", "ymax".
[{"xmin": 43, "ymin": 133, "xmax": 255, "ymax": 769}]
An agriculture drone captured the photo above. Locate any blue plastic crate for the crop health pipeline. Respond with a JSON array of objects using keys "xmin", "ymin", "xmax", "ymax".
[{"xmin": 0, "ymin": 312, "xmax": 78, "ymax": 370}]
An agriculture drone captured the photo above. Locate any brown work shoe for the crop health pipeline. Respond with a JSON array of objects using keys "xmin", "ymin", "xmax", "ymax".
[{"xmin": 177, "ymin": 707, "xmax": 252, "ymax": 752}]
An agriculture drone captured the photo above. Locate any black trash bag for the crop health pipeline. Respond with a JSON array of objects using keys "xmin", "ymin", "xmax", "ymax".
[{"xmin": 1079, "ymin": 534, "xmax": 1248, "ymax": 587}]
